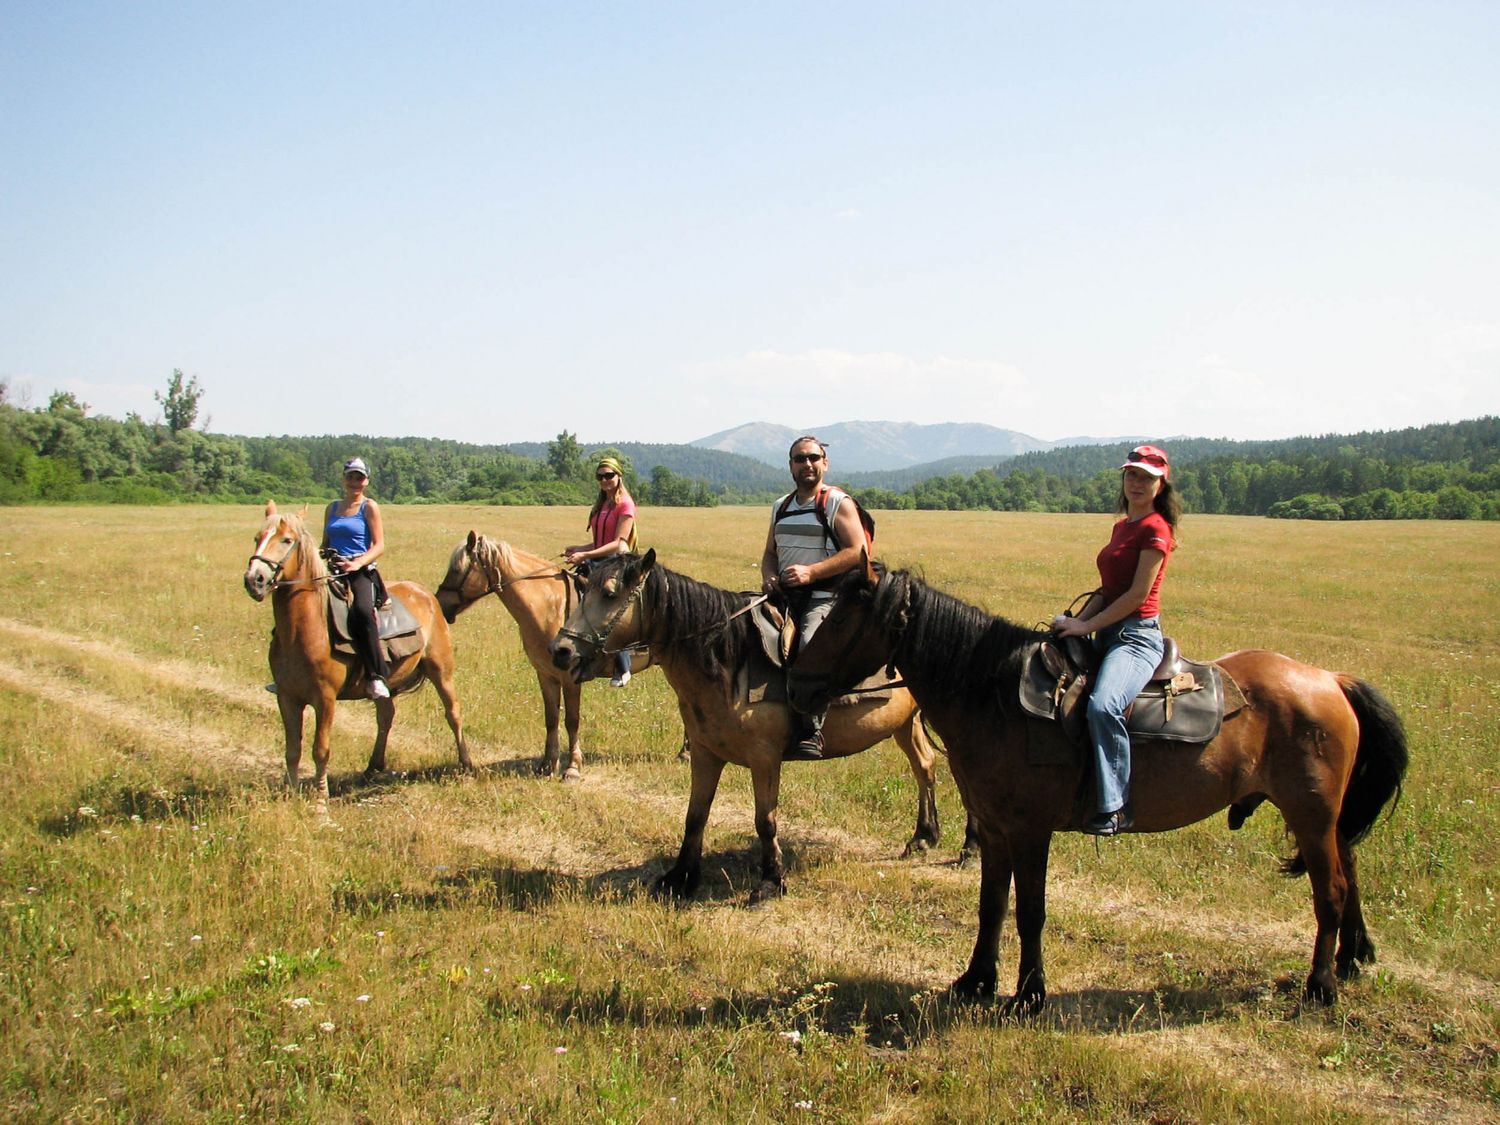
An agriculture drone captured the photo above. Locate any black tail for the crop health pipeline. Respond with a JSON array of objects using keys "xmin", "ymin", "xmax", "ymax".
[{"xmin": 1283, "ymin": 677, "xmax": 1409, "ymax": 876}]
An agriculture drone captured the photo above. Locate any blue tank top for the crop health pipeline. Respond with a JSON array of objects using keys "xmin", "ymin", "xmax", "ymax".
[{"xmin": 325, "ymin": 500, "xmax": 371, "ymax": 558}]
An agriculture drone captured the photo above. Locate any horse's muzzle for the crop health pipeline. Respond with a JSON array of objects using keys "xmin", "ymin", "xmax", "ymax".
[
  {"xmin": 548, "ymin": 636, "xmax": 591, "ymax": 684},
  {"xmin": 244, "ymin": 572, "xmax": 270, "ymax": 602}
]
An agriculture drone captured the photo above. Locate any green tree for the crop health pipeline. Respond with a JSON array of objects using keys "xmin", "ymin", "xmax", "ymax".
[
  {"xmin": 155, "ymin": 369, "xmax": 203, "ymax": 433},
  {"xmin": 547, "ymin": 430, "xmax": 585, "ymax": 481}
]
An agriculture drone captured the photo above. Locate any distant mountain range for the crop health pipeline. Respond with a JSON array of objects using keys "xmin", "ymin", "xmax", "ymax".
[{"xmin": 692, "ymin": 420, "xmax": 1140, "ymax": 473}]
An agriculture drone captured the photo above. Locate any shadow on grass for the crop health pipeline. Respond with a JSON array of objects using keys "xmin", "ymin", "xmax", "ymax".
[
  {"xmin": 38, "ymin": 778, "xmax": 242, "ymax": 837},
  {"xmin": 498, "ymin": 965, "xmax": 1296, "ymax": 1049}
]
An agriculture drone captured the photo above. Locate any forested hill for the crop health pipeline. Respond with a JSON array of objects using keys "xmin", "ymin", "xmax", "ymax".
[{"xmin": 1, "ymin": 374, "xmax": 1494, "ymax": 519}]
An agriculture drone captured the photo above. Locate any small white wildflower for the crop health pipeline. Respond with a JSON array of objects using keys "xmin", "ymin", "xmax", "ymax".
[
  {"xmin": 795, "ymin": 1100, "xmax": 814, "ymax": 1110},
  {"xmin": 286, "ymin": 997, "xmax": 312, "ymax": 1010},
  {"xmin": 520, "ymin": 983, "xmax": 532, "ymax": 992},
  {"xmin": 190, "ymin": 935, "xmax": 202, "ymax": 943},
  {"xmin": 319, "ymin": 1021, "xmax": 336, "ymax": 1033},
  {"xmin": 77, "ymin": 806, "xmax": 98, "ymax": 819},
  {"xmin": 281, "ymin": 1043, "xmax": 300, "ymax": 1053},
  {"xmin": 355, "ymin": 994, "xmax": 371, "ymax": 1003},
  {"xmin": 779, "ymin": 1030, "xmax": 802, "ymax": 1044},
  {"xmin": 554, "ymin": 1046, "xmax": 568, "ymax": 1055}
]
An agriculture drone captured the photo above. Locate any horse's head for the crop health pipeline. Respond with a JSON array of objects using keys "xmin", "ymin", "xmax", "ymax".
[
  {"xmin": 549, "ymin": 549, "xmax": 654, "ymax": 683},
  {"xmin": 437, "ymin": 531, "xmax": 501, "ymax": 624},
  {"xmin": 787, "ymin": 553, "xmax": 895, "ymax": 713},
  {"xmin": 244, "ymin": 500, "xmax": 318, "ymax": 602}
]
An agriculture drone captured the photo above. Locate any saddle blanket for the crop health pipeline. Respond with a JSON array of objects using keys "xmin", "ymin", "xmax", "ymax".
[{"xmin": 328, "ymin": 593, "xmax": 425, "ymax": 663}]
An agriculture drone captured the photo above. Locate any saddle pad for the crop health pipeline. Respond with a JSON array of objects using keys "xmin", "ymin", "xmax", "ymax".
[
  {"xmin": 738, "ymin": 642, "xmax": 898, "ymax": 707},
  {"xmin": 1019, "ymin": 641, "xmax": 1240, "ymax": 746},
  {"xmin": 328, "ymin": 594, "xmax": 425, "ymax": 663}
]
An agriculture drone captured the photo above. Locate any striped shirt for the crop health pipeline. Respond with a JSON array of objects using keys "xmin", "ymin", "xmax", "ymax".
[{"xmin": 771, "ymin": 487, "xmax": 849, "ymax": 599}]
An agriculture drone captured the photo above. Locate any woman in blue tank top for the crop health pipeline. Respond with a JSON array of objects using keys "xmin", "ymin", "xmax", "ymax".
[{"xmin": 323, "ymin": 457, "xmax": 391, "ymax": 699}]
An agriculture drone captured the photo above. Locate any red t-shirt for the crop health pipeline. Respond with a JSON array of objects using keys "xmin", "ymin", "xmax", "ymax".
[
  {"xmin": 1095, "ymin": 512, "xmax": 1173, "ymax": 618},
  {"xmin": 590, "ymin": 495, "xmax": 636, "ymax": 550}
]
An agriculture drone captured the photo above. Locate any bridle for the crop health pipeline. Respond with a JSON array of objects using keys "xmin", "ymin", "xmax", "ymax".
[
  {"xmin": 555, "ymin": 566, "xmax": 658, "ymax": 658},
  {"xmin": 436, "ymin": 542, "xmax": 572, "ymax": 608}
]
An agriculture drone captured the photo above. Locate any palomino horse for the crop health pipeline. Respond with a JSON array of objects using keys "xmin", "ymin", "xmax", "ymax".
[
  {"xmin": 243, "ymin": 502, "xmax": 470, "ymax": 799},
  {"xmin": 787, "ymin": 559, "xmax": 1408, "ymax": 1012},
  {"xmin": 548, "ymin": 550, "xmax": 975, "ymax": 906},
  {"xmin": 436, "ymin": 531, "xmax": 650, "ymax": 780}
]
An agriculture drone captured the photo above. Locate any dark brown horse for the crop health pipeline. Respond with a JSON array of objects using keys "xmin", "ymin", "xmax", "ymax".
[
  {"xmin": 548, "ymin": 550, "xmax": 974, "ymax": 905},
  {"xmin": 787, "ymin": 558, "xmax": 1408, "ymax": 1012},
  {"xmin": 243, "ymin": 502, "xmax": 470, "ymax": 800}
]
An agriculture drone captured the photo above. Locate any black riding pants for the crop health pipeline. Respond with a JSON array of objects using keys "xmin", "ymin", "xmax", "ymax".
[{"xmin": 347, "ymin": 568, "xmax": 391, "ymax": 682}]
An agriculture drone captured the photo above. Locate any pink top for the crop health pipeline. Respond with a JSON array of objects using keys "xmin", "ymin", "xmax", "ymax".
[
  {"xmin": 591, "ymin": 495, "xmax": 636, "ymax": 550},
  {"xmin": 1095, "ymin": 512, "xmax": 1173, "ymax": 618}
]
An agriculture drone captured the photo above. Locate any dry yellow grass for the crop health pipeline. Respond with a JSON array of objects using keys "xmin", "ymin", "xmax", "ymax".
[{"xmin": 0, "ymin": 504, "xmax": 1496, "ymax": 1122}]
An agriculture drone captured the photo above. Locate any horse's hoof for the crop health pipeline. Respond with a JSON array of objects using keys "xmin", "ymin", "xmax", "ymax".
[
  {"xmin": 900, "ymin": 838, "xmax": 932, "ymax": 859},
  {"xmin": 1001, "ymin": 992, "xmax": 1045, "ymax": 1020},
  {"xmin": 652, "ymin": 871, "xmax": 697, "ymax": 901},
  {"xmin": 746, "ymin": 879, "xmax": 786, "ymax": 907},
  {"xmin": 950, "ymin": 971, "xmax": 997, "ymax": 1001},
  {"xmin": 561, "ymin": 768, "xmax": 582, "ymax": 784},
  {"xmin": 1303, "ymin": 974, "xmax": 1338, "ymax": 1007}
]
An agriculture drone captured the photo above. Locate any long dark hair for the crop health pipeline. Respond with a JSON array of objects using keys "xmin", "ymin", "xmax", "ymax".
[{"xmin": 1115, "ymin": 475, "xmax": 1182, "ymax": 545}]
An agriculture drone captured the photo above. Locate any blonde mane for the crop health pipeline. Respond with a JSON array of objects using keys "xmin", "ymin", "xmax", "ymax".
[{"xmin": 261, "ymin": 510, "xmax": 328, "ymax": 582}]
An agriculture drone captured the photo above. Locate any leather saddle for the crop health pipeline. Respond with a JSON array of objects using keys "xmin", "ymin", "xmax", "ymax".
[
  {"xmin": 326, "ymin": 577, "xmax": 425, "ymax": 664},
  {"xmin": 742, "ymin": 599, "xmax": 898, "ymax": 706},
  {"xmin": 1019, "ymin": 632, "xmax": 1237, "ymax": 747}
]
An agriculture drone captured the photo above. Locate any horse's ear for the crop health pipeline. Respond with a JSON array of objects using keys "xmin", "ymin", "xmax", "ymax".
[
  {"xmin": 297, "ymin": 504, "xmax": 308, "ymax": 518},
  {"xmin": 862, "ymin": 546, "xmax": 877, "ymax": 587},
  {"xmin": 466, "ymin": 530, "xmax": 478, "ymax": 552},
  {"xmin": 641, "ymin": 548, "xmax": 657, "ymax": 573},
  {"xmin": 264, "ymin": 499, "xmax": 277, "ymax": 516}
]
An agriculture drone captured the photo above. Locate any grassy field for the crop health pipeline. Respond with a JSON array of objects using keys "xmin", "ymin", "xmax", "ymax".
[{"xmin": 1, "ymin": 504, "xmax": 1496, "ymax": 1122}]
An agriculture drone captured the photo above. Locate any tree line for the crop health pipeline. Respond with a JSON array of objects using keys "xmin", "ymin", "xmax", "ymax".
[{"xmin": 2, "ymin": 373, "xmax": 1494, "ymax": 519}]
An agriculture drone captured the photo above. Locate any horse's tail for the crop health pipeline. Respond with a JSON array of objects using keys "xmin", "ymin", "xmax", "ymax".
[{"xmin": 1283, "ymin": 677, "xmax": 1408, "ymax": 875}]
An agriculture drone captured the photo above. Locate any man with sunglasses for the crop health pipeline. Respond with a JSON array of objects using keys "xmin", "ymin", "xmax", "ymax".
[{"xmin": 761, "ymin": 435, "xmax": 867, "ymax": 760}]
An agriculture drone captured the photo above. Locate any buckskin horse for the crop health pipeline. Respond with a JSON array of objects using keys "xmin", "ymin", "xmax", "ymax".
[
  {"xmin": 243, "ymin": 502, "xmax": 470, "ymax": 799},
  {"xmin": 787, "ymin": 557, "xmax": 1408, "ymax": 1012},
  {"xmin": 435, "ymin": 531, "xmax": 651, "ymax": 780},
  {"xmin": 548, "ymin": 550, "xmax": 976, "ymax": 906}
]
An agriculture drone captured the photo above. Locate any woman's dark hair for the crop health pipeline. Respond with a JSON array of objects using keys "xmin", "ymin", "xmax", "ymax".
[{"xmin": 1115, "ymin": 475, "xmax": 1182, "ymax": 545}]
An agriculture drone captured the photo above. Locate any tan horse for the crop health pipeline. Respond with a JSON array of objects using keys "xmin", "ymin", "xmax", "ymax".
[
  {"xmin": 243, "ymin": 502, "xmax": 470, "ymax": 799},
  {"xmin": 548, "ymin": 550, "xmax": 976, "ymax": 906},
  {"xmin": 435, "ymin": 531, "xmax": 649, "ymax": 780},
  {"xmin": 788, "ymin": 560, "xmax": 1409, "ymax": 1013}
]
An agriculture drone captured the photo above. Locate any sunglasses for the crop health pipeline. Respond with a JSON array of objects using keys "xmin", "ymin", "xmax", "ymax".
[
  {"xmin": 596, "ymin": 471, "xmax": 618, "ymax": 481},
  {"xmin": 791, "ymin": 453, "xmax": 824, "ymax": 465},
  {"xmin": 1126, "ymin": 450, "xmax": 1167, "ymax": 468}
]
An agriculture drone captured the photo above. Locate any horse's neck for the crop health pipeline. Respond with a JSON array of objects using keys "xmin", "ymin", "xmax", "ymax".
[
  {"xmin": 894, "ymin": 579, "xmax": 1028, "ymax": 696},
  {"xmin": 644, "ymin": 566, "xmax": 750, "ymax": 660},
  {"xmin": 493, "ymin": 544, "xmax": 566, "ymax": 626},
  {"xmin": 272, "ymin": 569, "xmax": 330, "ymax": 642}
]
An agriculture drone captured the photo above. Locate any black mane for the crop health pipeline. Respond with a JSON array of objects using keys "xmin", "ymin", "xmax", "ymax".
[
  {"xmin": 591, "ymin": 553, "xmax": 756, "ymax": 683},
  {"xmin": 869, "ymin": 567, "xmax": 1038, "ymax": 705}
]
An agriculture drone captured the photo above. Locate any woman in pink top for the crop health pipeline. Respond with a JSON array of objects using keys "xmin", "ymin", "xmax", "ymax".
[
  {"xmin": 564, "ymin": 456, "xmax": 639, "ymax": 686},
  {"xmin": 1051, "ymin": 445, "xmax": 1181, "ymax": 836}
]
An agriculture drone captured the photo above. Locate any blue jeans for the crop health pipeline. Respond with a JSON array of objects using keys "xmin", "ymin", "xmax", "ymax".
[{"xmin": 1086, "ymin": 616, "xmax": 1163, "ymax": 815}]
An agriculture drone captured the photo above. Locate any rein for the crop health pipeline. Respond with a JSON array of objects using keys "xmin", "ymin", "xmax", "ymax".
[{"xmin": 438, "ymin": 545, "xmax": 569, "ymax": 606}]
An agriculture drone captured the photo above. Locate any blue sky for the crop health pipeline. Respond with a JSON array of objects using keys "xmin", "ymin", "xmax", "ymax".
[{"xmin": 3, "ymin": 2, "xmax": 1497, "ymax": 446}]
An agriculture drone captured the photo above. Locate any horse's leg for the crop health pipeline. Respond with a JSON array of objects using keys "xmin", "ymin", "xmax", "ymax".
[
  {"xmin": 560, "ymin": 679, "xmax": 583, "ymax": 782},
  {"xmin": 1335, "ymin": 839, "xmax": 1376, "ymax": 978},
  {"xmin": 278, "ymin": 695, "xmax": 305, "ymax": 791},
  {"xmin": 1293, "ymin": 822, "xmax": 1349, "ymax": 1005},
  {"xmin": 425, "ymin": 652, "xmax": 472, "ymax": 772},
  {"xmin": 1003, "ymin": 832, "xmax": 1053, "ymax": 1017},
  {"xmin": 308, "ymin": 693, "xmax": 337, "ymax": 805},
  {"xmin": 893, "ymin": 714, "xmax": 941, "ymax": 858},
  {"xmin": 952, "ymin": 829, "xmax": 1011, "ymax": 1001},
  {"xmin": 956, "ymin": 813, "xmax": 982, "ymax": 869},
  {"xmin": 654, "ymin": 746, "xmax": 726, "ymax": 901},
  {"xmin": 535, "ymin": 671, "xmax": 562, "ymax": 777},
  {"xmin": 747, "ymin": 760, "xmax": 788, "ymax": 906},
  {"xmin": 362, "ymin": 696, "xmax": 396, "ymax": 783}
]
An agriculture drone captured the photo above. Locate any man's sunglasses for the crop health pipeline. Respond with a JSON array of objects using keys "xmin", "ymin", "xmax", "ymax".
[{"xmin": 791, "ymin": 453, "xmax": 823, "ymax": 465}]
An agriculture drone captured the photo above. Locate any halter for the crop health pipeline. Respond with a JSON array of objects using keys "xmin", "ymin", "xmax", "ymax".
[
  {"xmin": 555, "ymin": 566, "xmax": 657, "ymax": 657},
  {"xmin": 436, "ymin": 542, "xmax": 571, "ymax": 607},
  {"xmin": 246, "ymin": 524, "xmax": 316, "ymax": 590}
]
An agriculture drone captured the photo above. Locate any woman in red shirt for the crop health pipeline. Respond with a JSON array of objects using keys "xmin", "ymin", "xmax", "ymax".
[
  {"xmin": 564, "ymin": 456, "xmax": 639, "ymax": 686},
  {"xmin": 1052, "ymin": 445, "xmax": 1180, "ymax": 835}
]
